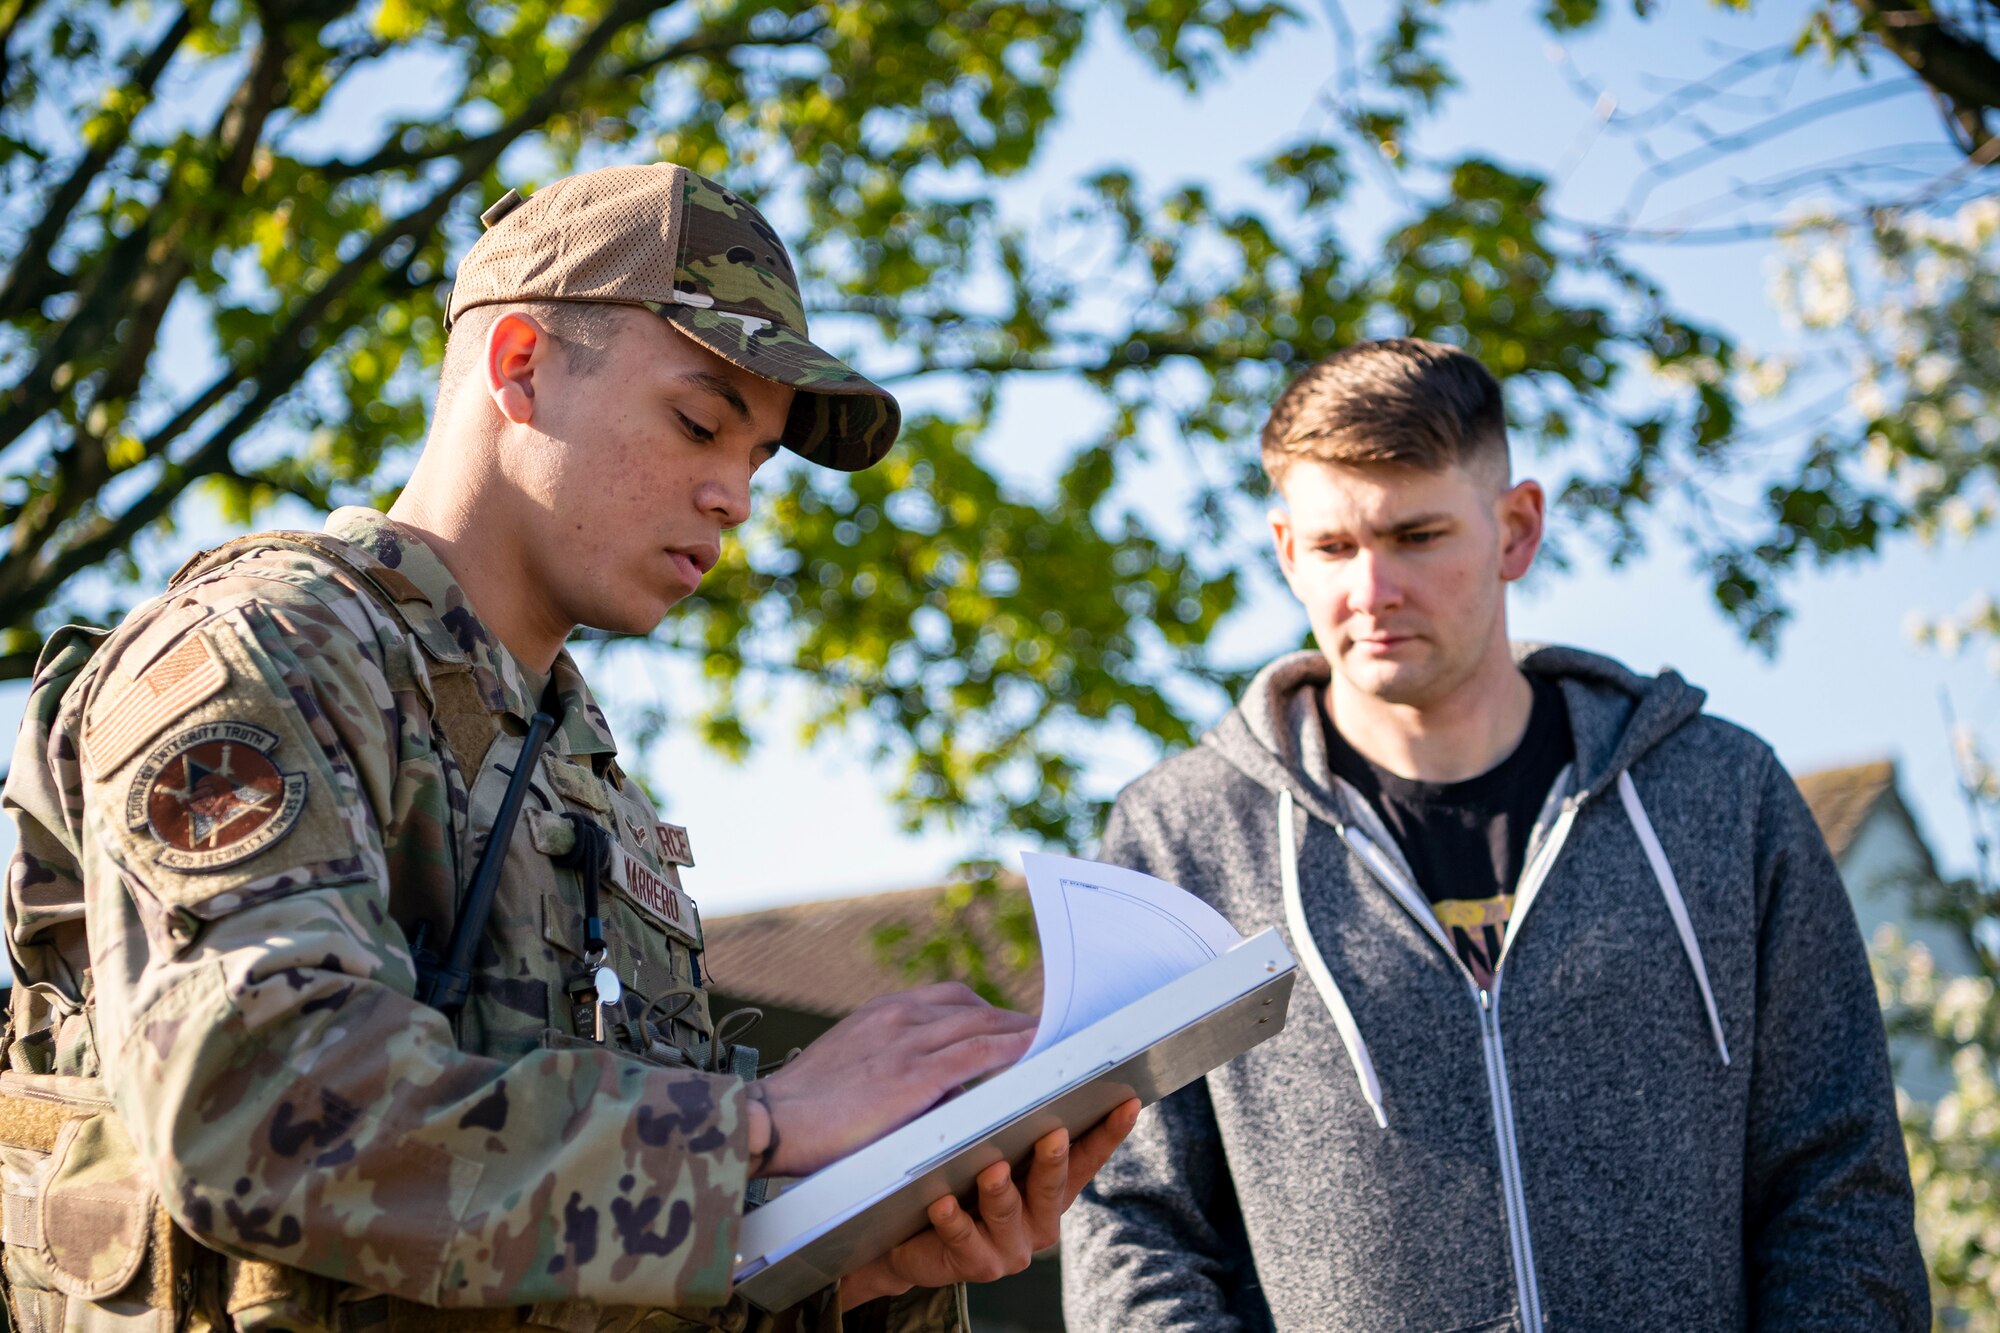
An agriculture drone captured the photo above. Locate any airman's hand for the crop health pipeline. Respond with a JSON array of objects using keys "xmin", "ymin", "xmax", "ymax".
[
  {"xmin": 835, "ymin": 1098, "xmax": 1143, "ymax": 1311},
  {"xmin": 747, "ymin": 982, "xmax": 1036, "ymax": 1180}
]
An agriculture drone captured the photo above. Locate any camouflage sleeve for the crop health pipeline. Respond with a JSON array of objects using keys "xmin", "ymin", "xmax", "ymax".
[
  {"xmin": 77, "ymin": 586, "xmax": 753, "ymax": 1312},
  {"xmin": 841, "ymin": 1287, "xmax": 966, "ymax": 1333}
]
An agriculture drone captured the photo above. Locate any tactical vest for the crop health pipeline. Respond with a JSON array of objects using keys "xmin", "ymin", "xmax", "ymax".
[{"xmin": 0, "ymin": 532, "xmax": 766, "ymax": 1333}]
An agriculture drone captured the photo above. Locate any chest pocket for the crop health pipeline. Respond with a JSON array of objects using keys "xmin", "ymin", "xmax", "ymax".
[{"xmin": 525, "ymin": 759, "xmax": 717, "ymax": 1067}]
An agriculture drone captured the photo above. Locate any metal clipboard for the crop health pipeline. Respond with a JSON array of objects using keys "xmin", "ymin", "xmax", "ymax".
[{"xmin": 732, "ymin": 928, "xmax": 1298, "ymax": 1312}]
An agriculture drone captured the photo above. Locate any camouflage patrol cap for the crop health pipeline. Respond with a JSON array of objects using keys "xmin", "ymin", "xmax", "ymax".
[{"xmin": 446, "ymin": 163, "xmax": 899, "ymax": 471}]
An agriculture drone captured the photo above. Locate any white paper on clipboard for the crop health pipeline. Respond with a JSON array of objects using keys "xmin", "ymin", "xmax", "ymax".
[
  {"xmin": 1021, "ymin": 852, "xmax": 1243, "ymax": 1058},
  {"xmin": 730, "ymin": 853, "xmax": 1296, "ymax": 1313}
]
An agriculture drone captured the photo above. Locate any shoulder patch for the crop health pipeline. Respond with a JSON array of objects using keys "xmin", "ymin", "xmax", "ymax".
[
  {"xmin": 82, "ymin": 634, "xmax": 229, "ymax": 780},
  {"xmin": 122, "ymin": 722, "xmax": 309, "ymax": 872}
]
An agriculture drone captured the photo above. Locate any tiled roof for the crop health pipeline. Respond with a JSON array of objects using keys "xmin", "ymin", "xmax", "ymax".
[
  {"xmin": 702, "ymin": 880, "xmax": 1042, "ymax": 1019},
  {"xmin": 1794, "ymin": 759, "xmax": 1898, "ymax": 862},
  {"xmin": 703, "ymin": 760, "xmax": 1908, "ymax": 1019}
]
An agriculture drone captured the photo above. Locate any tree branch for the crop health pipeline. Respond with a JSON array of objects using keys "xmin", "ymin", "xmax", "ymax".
[
  {"xmin": 321, "ymin": 122, "xmax": 515, "ymax": 180},
  {"xmin": 0, "ymin": 18, "xmax": 292, "ymax": 579},
  {"xmin": 315, "ymin": 14, "xmax": 824, "ymax": 181},
  {"xmin": 276, "ymin": 0, "xmax": 664, "ymax": 343},
  {"xmin": 0, "ymin": 7, "xmax": 197, "ymax": 321},
  {"xmin": 0, "ymin": 23, "xmax": 288, "ymax": 452},
  {"xmin": 875, "ymin": 340, "xmax": 1212, "ymax": 384},
  {"xmin": 0, "ymin": 0, "xmax": 50, "ymax": 102},
  {"xmin": 1615, "ymin": 79, "xmax": 1928, "ymax": 223},
  {"xmin": 0, "ymin": 0, "xmax": 675, "ymax": 626},
  {"xmin": 1857, "ymin": 0, "xmax": 2000, "ymax": 154}
]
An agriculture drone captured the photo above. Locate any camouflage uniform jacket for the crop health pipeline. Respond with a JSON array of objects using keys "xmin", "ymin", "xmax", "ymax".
[{"xmin": 1, "ymin": 507, "xmax": 962, "ymax": 1333}]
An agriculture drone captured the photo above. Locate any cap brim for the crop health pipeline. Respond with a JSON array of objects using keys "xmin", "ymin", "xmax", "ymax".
[{"xmin": 661, "ymin": 308, "xmax": 900, "ymax": 472}]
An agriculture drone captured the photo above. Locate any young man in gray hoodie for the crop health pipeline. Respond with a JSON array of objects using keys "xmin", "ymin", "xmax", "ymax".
[{"xmin": 1059, "ymin": 340, "xmax": 1929, "ymax": 1331}]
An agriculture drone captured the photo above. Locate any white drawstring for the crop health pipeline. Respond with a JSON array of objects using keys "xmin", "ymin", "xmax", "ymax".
[
  {"xmin": 1279, "ymin": 788, "xmax": 1388, "ymax": 1128},
  {"xmin": 1498, "ymin": 798, "xmax": 1581, "ymax": 963},
  {"xmin": 1617, "ymin": 771, "xmax": 1731, "ymax": 1066}
]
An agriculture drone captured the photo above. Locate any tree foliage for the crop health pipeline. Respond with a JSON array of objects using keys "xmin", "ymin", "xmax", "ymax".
[
  {"xmin": 0, "ymin": 0, "xmax": 1747, "ymax": 847},
  {"xmin": 1, "ymin": 0, "xmax": 1995, "ymax": 849},
  {"xmin": 1879, "ymin": 925, "xmax": 2000, "ymax": 1325},
  {"xmin": 1804, "ymin": 0, "xmax": 2000, "ymax": 158},
  {"xmin": 1868, "ymin": 697, "xmax": 2000, "ymax": 1326},
  {"xmin": 8, "ymin": 0, "xmax": 2000, "ymax": 1308},
  {"xmin": 1876, "ymin": 832, "xmax": 2000, "ymax": 1323},
  {"xmin": 1700, "ymin": 197, "xmax": 2000, "ymax": 647}
]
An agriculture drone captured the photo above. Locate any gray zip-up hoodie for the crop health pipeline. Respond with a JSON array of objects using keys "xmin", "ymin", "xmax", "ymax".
[{"xmin": 1061, "ymin": 646, "xmax": 1928, "ymax": 1332}]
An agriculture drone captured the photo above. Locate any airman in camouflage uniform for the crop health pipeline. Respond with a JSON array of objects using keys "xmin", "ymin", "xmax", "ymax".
[{"xmin": 1, "ymin": 164, "xmax": 1135, "ymax": 1333}]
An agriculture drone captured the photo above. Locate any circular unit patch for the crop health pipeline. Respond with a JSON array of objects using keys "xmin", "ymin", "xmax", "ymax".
[{"xmin": 124, "ymin": 722, "xmax": 308, "ymax": 871}]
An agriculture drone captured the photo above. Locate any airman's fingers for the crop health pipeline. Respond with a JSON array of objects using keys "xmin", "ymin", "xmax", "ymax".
[
  {"xmin": 977, "ymin": 1160, "xmax": 1025, "ymax": 1231},
  {"xmin": 924, "ymin": 1191, "xmax": 1012, "ymax": 1283},
  {"xmin": 972, "ymin": 1163, "xmax": 1032, "ymax": 1275},
  {"xmin": 905, "ymin": 1001, "xmax": 1038, "ymax": 1056},
  {"xmin": 1064, "ymin": 1098, "xmax": 1142, "ymax": 1201},
  {"xmin": 873, "ymin": 981, "xmax": 1002, "ymax": 1011},
  {"xmin": 925, "ymin": 1026, "xmax": 1035, "ymax": 1087},
  {"xmin": 763, "ymin": 984, "xmax": 1038, "ymax": 1176},
  {"xmin": 926, "ymin": 1194, "xmax": 982, "ymax": 1251},
  {"xmin": 1022, "ymin": 1128, "xmax": 1070, "ymax": 1235}
]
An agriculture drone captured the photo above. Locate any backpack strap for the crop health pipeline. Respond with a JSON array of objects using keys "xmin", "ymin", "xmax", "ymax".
[
  {"xmin": 166, "ymin": 529, "xmax": 514, "ymax": 1007},
  {"xmin": 167, "ymin": 530, "xmax": 503, "ymax": 775}
]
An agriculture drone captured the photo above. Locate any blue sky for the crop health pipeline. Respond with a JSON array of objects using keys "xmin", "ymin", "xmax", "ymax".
[
  {"xmin": 4, "ymin": 0, "xmax": 1995, "ymax": 913},
  {"xmin": 638, "ymin": 0, "xmax": 1999, "ymax": 911}
]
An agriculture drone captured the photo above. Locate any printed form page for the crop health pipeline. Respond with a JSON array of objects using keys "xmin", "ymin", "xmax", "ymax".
[{"xmin": 1021, "ymin": 852, "xmax": 1244, "ymax": 1059}]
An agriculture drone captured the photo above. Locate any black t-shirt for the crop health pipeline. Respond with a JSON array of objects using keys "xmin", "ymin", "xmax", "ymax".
[{"xmin": 1320, "ymin": 675, "xmax": 1573, "ymax": 989}]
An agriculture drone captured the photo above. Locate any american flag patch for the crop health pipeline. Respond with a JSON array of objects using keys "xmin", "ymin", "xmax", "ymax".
[{"xmin": 83, "ymin": 634, "xmax": 229, "ymax": 780}]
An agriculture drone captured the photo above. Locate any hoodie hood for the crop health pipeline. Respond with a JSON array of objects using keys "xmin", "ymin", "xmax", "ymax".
[{"xmin": 1208, "ymin": 642, "xmax": 1709, "ymax": 817}]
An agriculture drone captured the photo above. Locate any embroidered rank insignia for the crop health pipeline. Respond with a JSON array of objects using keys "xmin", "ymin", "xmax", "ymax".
[
  {"xmin": 125, "ymin": 722, "xmax": 308, "ymax": 871},
  {"xmin": 657, "ymin": 823, "xmax": 694, "ymax": 867},
  {"xmin": 83, "ymin": 633, "xmax": 228, "ymax": 780}
]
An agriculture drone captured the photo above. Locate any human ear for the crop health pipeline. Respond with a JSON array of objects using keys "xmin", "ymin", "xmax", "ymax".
[
  {"xmin": 485, "ymin": 312, "xmax": 551, "ymax": 426},
  {"xmin": 1497, "ymin": 478, "xmax": 1545, "ymax": 583},
  {"xmin": 1269, "ymin": 504, "xmax": 1307, "ymax": 599}
]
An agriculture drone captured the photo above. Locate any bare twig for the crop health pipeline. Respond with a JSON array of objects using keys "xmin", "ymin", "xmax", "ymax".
[
  {"xmin": 1603, "ymin": 44, "xmax": 1800, "ymax": 132},
  {"xmin": 1941, "ymin": 688, "xmax": 1998, "ymax": 901},
  {"xmin": 1617, "ymin": 79, "xmax": 1928, "ymax": 223},
  {"xmin": 1555, "ymin": 131, "xmax": 1999, "ymax": 244}
]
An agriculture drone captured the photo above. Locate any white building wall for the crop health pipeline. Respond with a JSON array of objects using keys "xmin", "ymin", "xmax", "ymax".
[{"xmin": 1841, "ymin": 805, "xmax": 1975, "ymax": 1105}]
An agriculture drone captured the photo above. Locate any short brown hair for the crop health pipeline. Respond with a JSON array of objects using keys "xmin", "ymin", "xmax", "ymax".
[
  {"xmin": 434, "ymin": 300, "xmax": 626, "ymax": 419},
  {"xmin": 1261, "ymin": 338, "xmax": 1508, "ymax": 483}
]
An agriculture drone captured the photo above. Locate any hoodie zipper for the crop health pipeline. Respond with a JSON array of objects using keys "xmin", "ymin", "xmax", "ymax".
[{"xmin": 1328, "ymin": 783, "xmax": 1586, "ymax": 1333}]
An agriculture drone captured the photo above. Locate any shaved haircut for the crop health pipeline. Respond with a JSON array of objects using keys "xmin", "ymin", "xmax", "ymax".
[{"xmin": 435, "ymin": 300, "xmax": 629, "ymax": 420}]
